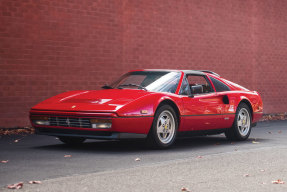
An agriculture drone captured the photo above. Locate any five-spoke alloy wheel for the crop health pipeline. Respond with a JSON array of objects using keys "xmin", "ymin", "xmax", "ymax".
[
  {"xmin": 147, "ymin": 105, "xmax": 178, "ymax": 149},
  {"xmin": 225, "ymin": 103, "xmax": 252, "ymax": 141},
  {"xmin": 237, "ymin": 108, "xmax": 251, "ymax": 137},
  {"xmin": 156, "ymin": 110, "xmax": 176, "ymax": 144}
]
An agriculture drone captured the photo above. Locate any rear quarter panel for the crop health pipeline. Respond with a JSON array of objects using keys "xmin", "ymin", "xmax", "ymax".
[
  {"xmin": 218, "ymin": 91, "xmax": 263, "ymax": 123},
  {"xmin": 207, "ymin": 74, "xmax": 263, "ymax": 123}
]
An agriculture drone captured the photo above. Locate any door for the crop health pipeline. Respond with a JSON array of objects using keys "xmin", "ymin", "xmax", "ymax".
[{"xmin": 180, "ymin": 75, "xmax": 226, "ymax": 131}]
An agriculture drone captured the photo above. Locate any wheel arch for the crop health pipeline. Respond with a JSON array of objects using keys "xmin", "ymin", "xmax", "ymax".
[
  {"xmin": 156, "ymin": 99, "xmax": 180, "ymax": 124},
  {"xmin": 146, "ymin": 99, "xmax": 180, "ymax": 148},
  {"xmin": 239, "ymin": 99, "xmax": 253, "ymax": 120}
]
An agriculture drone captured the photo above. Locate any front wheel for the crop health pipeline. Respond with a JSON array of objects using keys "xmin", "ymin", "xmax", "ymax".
[
  {"xmin": 146, "ymin": 105, "xmax": 178, "ymax": 149},
  {"xmin": 59, "ymin": 136, "xmax": 86, "ymax": 145},
  {"xmin": 225, "ymin": 103, "xmax": 252, "ymax": 141}
]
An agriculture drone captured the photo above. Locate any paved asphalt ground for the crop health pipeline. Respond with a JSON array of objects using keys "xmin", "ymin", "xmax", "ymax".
[{"xmin": 1, "ymin": 121, "xmax": 287, "ymax": 192}]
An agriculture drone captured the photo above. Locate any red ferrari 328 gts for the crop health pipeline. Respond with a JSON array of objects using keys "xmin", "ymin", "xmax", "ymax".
[{"xmin": 30, "ymin": 70, "xmax": 263, "ymax": 148}]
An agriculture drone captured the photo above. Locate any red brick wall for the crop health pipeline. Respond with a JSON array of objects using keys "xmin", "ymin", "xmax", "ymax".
[{"xmin": 1, "ymin": 0, "xmax": 287, "ymax": 128}]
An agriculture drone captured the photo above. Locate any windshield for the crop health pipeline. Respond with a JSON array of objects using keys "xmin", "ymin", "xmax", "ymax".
[{"xmin": 109, "ymin": 71, "xmax": 181, "ymax": 93}]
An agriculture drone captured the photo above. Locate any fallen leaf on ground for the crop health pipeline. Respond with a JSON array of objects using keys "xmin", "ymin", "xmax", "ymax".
[
  {"xmin": 135, "ymin": 158, "xmax": 141, "ymax": 161},
  {"xmin": 0, "ymin": 128, "xmax": 34, "ymax": 136},
  {"xmin": 1, "ymin": 160, "xmax": 9, "ymax": 163},
  {"xmin": 28, "ymin": 181, "xmax": 42, "ymax": 184},
  {"xmin": 7, "ymin": 182, "xmax": 24, "ymax": 189},
  {"xmin": 260, "ymin": 113, "xmax": 287, "ymax": 121},
  {"xmin": 181, "ymin": 187, "xmax": 190, "ymax": 192},
  {"xmin": 272, "ymin": 179, "xmax": 285, "ymax": 184},
  {"xmin": 243, "ymin": 174, "xmax": 250, "ymax": 177},
  {"xmin": 252, "ymin": 141, "xmax": 260, "ymax": 144},
  {"xmin": 64, "ymin": 155, "xmax": 71, "ymax": 158}
]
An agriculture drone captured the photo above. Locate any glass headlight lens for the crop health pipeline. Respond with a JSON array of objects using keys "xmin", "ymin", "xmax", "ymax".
[{"xmin": 90, "ymin": 119, "xmax": 112, "ymax": 129}]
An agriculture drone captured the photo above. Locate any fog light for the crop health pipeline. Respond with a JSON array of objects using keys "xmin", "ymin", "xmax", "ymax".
[
  {"xmin": 31, "ymin": 116, "xmax": 50, "ymax": 126},
  {"xmin": 34, "ymin": 120, "xmax": 50, "ymax": 125},
  {"xmin": 90, "ymin": 119, "xmax": 112, "ymax": 129}
]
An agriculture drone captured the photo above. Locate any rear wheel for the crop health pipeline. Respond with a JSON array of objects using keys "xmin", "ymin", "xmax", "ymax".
[
  {"xmin": 225, "ymin": 103, "xmax": 252, "ymax": 141},
  {"xmin": 59, "ymin": 136, "xmax": 86, "ymax": 145},
  {"xmin": 146, "ymin": 105, "xmax": 178, "ymax": 149}
]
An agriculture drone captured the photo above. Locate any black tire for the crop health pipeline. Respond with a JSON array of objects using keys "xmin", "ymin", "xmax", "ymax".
[
  {"xmin": 146, "ymin": 105, "xmax": 178, "ymax": 149},
  {"xmin": 59, "ymin": 136, "xmax": 86, "ymax": 145},
  {"xmin": 225, "ymin": 103, "xmax": 252, "ymax": 141}
]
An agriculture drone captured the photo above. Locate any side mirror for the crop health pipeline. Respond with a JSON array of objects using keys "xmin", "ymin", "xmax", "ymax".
[{"xmin": 191, "ymin": 85, "xmax": 203, "ymax": 94}]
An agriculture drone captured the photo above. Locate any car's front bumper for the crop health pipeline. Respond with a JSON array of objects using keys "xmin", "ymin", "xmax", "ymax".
[
  {"xmin": 30, "ymin": 110, "xmax": 153, "ymax": 139},
  {"xmin": 35, "ymin": 127, "xmax": 147, "ymax": 139}
]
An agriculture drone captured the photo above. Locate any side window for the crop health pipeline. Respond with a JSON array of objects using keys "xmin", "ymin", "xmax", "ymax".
[
  {"xmin": 209, "ymin": 76, "xmax": 231, "ymax": 92},
  {"xmin": 186, "ymin": 75, "xmax": 214, "ymax": 95},
  {"xmin": 179, "ymin": 77, "xmax": 191, "ymax": 95}
]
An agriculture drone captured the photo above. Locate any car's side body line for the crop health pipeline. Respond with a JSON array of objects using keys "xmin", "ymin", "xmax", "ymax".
[{"xmin": 181, "ymin": 113, "xmax": 235, "ymax": 117}]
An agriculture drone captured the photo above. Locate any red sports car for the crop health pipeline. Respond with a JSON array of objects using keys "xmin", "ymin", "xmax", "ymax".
[{"xmin": 30, "ymin": 69, "xmax": 263, "ymax": 148}]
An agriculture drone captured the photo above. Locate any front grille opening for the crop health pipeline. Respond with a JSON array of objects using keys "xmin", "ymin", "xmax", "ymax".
[{"xmin": 48, "ymin": 117, "xmax": 92, "ymax": 128}]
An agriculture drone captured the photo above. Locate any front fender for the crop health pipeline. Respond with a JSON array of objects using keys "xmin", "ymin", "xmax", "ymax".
[{"xmin": 116, "ymin": 93, "xmax": 182, "ymax": 117}]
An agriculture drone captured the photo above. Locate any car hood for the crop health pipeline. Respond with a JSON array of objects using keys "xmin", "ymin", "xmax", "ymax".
[{"xmin": 31, "ymin": 89, "xmax": 153, "ymax": 112}]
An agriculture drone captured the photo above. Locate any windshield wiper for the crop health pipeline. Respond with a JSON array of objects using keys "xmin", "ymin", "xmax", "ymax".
[
  {"xmin": 101, "ymin": 85, "xmax": 113, "ymax": 89},
  {"xmin": 118, "ymin": 84, "xmax": 147, "ymax": 91}
]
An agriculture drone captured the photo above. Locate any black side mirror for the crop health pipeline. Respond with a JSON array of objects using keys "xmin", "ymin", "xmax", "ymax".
[{"xmin": 191, "ymin": 85, "xmax": 203, "ymax": 94}]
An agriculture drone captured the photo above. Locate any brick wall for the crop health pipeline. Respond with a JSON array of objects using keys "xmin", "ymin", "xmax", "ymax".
[{"xmin": 1, "ymin": 0, "xmax": 287, "ymax": 128}]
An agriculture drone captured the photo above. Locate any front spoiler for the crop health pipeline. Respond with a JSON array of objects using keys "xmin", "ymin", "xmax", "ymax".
[{"xmin": 35, "ymin": 127, "xmax": 147, "ymax": 140}]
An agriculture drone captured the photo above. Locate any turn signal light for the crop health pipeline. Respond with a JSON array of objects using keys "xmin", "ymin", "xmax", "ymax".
[{"xmin": 90, "ymin": 119, "xmax": 112, "ymax": 129}]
